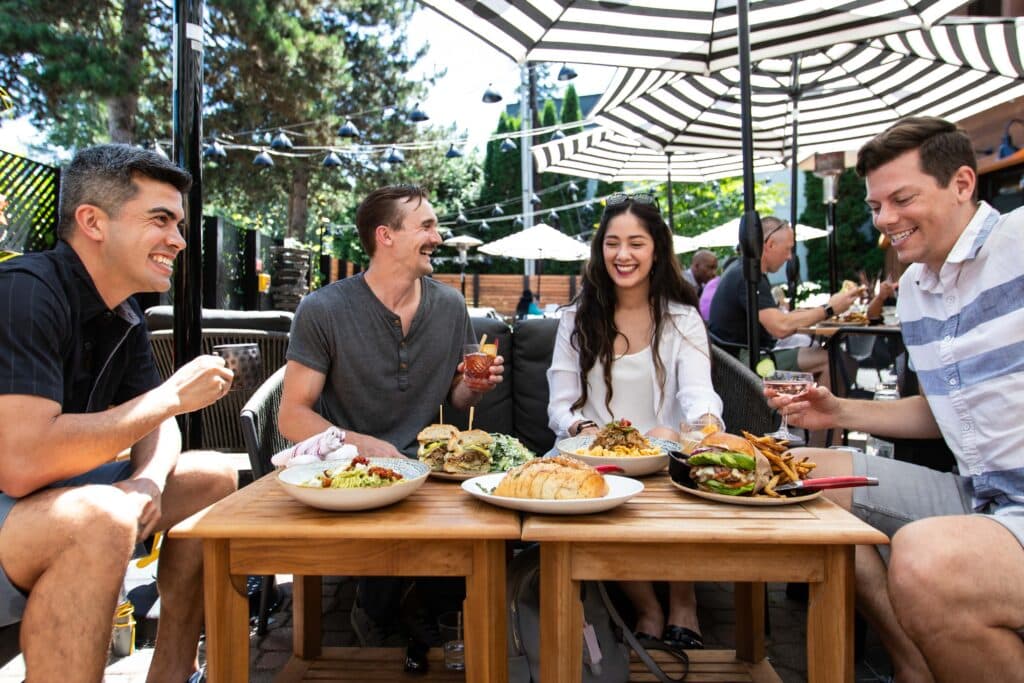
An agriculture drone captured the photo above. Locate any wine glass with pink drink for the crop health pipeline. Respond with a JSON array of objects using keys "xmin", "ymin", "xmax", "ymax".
[{"xmin": 762, "ymin": 370, "xmax": 814, "ymax": 444}]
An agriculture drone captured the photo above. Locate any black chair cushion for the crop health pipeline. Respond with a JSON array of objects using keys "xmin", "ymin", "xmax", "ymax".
[
  {"xmin": 512, "ymin": 318, "xmax": 559, "ymax": 454},
  {"xmin": 144, "ymin": 305, "xmax": 294, "ymax": 333}
]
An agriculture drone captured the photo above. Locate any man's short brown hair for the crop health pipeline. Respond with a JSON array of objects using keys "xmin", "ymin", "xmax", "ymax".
[
  {"xmin": 856, "ymin": 117, "xmax": 976, "ymax": 187},
  {"xmin": 58, "ymin": 144, "xmax": 192, "ymax": 240},
  {"xmin": 355, "ymin": 185, "xmax": 430, "ymax": 258}
]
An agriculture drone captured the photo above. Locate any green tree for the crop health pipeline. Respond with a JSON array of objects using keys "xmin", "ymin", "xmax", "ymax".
[
  {"xmin": 799, "ymin": 169, "xmax": 880, "ymax": 288},
  {"xmin": 0, "ymin": 0, "xmax": 170, "ymax": 144},
  {"xmin": 560, "ymin": 84, "xmax": 583, "ymax": 136},
  {"xmin": 203, "ymin": 0, "xmax": 435, "ymax": 243}
]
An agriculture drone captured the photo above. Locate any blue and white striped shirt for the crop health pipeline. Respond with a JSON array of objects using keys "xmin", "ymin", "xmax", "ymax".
[{"xmin": 898, "ymin": 201, "xmax": 1024, "ymax": 510}]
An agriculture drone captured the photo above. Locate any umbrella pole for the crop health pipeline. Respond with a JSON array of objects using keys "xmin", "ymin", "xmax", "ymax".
[
  {"xmin": 737, "ymin": 0, "xmax": 762, "ymax": 373},
  {"xmin": 788, "ymin": 56, "xmax": 801, "ymax": 311},
  {"xmin": 666, "ymin": 152, "xmax": 674, "ymax": 231},
  {"xmin": 172, "ymin": 0, "xmax": 205, "ymax": 449}
]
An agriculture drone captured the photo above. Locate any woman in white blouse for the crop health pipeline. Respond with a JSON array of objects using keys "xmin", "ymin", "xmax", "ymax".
[{"xmin": 547, "ymin": 192, "xmax": 723, "ymax": 653}]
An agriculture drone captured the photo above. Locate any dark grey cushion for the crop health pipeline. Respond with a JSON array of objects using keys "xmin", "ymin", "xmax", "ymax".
[
  {"xmin": 511, "ymin": 318, "xmax": 559, "ymax": 455},
  {"xmin": 144, "ymin": 305, "xmax": 294, "ymax": 333},
  {"xmin": 710, "ymin": 345, "xmax": 777, "ymax": 436},
  {"xmin": 442, "ymin": 318, "xmax": 515, "ymax": 437}
]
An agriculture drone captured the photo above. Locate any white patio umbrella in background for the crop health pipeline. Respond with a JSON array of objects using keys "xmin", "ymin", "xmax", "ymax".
[
  {"xmin": 479, "ymin": 223, "xmax": 589, "ymax": 298},
  {"xmin": 674, "ymin": 218, "xmax": 828, "ymax": 254},
  {"xmin": 442, "ymin": 234, "xmax": 484, "ymax": 296}
]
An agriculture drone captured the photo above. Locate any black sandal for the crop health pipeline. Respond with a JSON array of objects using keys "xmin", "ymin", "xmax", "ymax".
[{"xmin": 662, "ymin": 624, "xmax": 704, "ymax": 650}]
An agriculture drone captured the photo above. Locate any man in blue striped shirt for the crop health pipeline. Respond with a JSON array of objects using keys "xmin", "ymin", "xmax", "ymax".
[{"xmin": 769, "ymin": 117, "xmax": 1024, "ymax": 681}]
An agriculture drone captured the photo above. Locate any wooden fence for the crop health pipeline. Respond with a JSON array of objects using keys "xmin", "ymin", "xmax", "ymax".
[
  {"xmin": 324, "ymin": 260, "xmax": 579, "ymax": 318},
  {"xmin": 432, "ymin": 273, "xmax": 579, "ymax": 317}
]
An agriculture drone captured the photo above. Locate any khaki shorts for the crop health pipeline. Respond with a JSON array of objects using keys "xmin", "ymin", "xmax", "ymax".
[{"xmin": 850, "ymin": 451, "xmax": 1024, "ymax": 555}]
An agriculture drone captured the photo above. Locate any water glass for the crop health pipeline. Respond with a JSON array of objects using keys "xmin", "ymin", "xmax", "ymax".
[
  {"xmin": 212, "ymin": 343, "xmax": 262, "ymax": 392},
  {"xmin": 438, "ymin": 611, "xmax": 465, "ymax": 671}
]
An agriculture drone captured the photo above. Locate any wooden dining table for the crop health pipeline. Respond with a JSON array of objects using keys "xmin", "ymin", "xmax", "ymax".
[
  {"xmin": 170, "ymin": 474, "xmax": 521, "ymax": 682},
  {"xmin": 522, "ymin": 477, "xmax": 888, "ymax": 683}
]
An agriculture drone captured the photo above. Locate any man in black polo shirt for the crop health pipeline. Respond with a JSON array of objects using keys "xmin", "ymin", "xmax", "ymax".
[
  {"xmin": 708, "ymin": 216, "xmax": 860, "ymax": 395},
  {"xmin": 0, "ymin": 145, "xmax": 237, "ymax": 683}
]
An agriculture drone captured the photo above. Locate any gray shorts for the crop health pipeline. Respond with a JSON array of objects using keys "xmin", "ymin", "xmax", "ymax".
[
  {"xmin": 0, "ymin": 460, "xmax": 134, "ymax": 627},
  {"xmin": 850, "ymin": 451, "xmax": 1024, "ymax": 554}
]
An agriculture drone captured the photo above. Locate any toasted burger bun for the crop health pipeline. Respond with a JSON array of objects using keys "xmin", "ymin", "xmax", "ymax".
[
  {"xmin": 417, "ymin": 423, "xmax": 458, "ymax": 444},
  {"xmin": 417, "ymin": 424, "xmax": 458, "ymax": 470},
  {"xmin": 698, "ymin": 431, "xmax": 758, "ymax": 458}
]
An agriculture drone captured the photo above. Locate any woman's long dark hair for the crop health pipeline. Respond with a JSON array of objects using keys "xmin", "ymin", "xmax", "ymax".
[{"xmin": 570, "ymin": 199, "xmax": 700, "ymax": 413}]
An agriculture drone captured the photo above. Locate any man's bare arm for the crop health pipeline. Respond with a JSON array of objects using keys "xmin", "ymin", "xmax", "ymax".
[
  {"xmin": 278, "ymin": 360, "xmax": 334, "ymax": 442},
  {"xmin": 278, "ymin": 360, "xmax": 402, "ymax": 457},
  {"xmin": 0, "ymin": 354, "xmax": 231, "ymax": 497}
]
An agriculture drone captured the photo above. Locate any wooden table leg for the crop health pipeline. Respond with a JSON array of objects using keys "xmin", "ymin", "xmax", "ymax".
[
  {"xmin": 464, "ymin": 540, "xmax": 508, "ymax": 683},
  {"xmin": 540, "ymin": 542, "xmax": 581, "ymax": 683},
  {"xmin": 202, "ymin": 540, "xmax": 249, "ymax": 683},
  {"xmin": 808, "ymin": 546, "xmax": 855, "ymax": 682},
  {"xmin": 293, "ymin": 575, "xmax": 322, "ymax": 660},
  {"xmin": 734, "ymin": 582, "xmax": 766, "ymax": 664}
]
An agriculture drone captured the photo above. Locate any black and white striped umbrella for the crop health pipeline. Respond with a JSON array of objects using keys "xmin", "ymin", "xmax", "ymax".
[
  {"xmin": 592, "ymin": 18, "xmax": 1024, "ymax": 160},
  {"xmin": 418, "ymin": 0, "xmax": 972, "ymax": 370},
  {"xmin": 418, "ymin": 0, "xmax": 968, "ymax": 72},
  {"xmin": 533, "ymin": 127, "xmax": 784, "ymax": 182}
]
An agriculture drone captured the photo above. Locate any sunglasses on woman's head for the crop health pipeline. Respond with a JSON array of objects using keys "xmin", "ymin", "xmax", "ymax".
[{"xmin": 605, "ymin": 192, "xmax": 660, "ymax": 212}]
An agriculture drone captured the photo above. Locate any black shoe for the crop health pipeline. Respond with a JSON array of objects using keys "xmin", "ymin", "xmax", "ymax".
[{"xmin": 662, "ymin": 624, "xmax": 704, "ymax": 650}]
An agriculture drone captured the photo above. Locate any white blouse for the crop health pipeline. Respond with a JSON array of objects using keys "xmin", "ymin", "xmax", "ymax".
[
  {"xmin": 547, "ymin": 302, "xmax": 724, "ymax": 439},
  {"xmin": 584, "ymin": 346, "xmax": 659, "ymax": 433}
]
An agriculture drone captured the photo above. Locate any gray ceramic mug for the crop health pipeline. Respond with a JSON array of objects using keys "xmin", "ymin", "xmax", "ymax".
[{"xmin": 211, "ymin": 343, "xmax": 261, "ymax": 392}]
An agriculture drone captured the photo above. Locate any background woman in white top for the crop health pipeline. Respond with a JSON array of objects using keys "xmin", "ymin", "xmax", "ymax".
[{"xmin": 547, "ymin": 192, "xmax": 723, "ymax": 652}]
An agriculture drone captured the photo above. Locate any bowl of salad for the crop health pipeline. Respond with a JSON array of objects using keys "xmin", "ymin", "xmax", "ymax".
[{"xmin": 277, "ymin": 455, "xmax": 430, "ymax": 511}]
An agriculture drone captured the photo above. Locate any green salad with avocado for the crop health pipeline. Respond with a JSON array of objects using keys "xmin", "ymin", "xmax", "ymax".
[{"xmin": 489, "ymin": 433, "xmax": 534, "ymax": 472}]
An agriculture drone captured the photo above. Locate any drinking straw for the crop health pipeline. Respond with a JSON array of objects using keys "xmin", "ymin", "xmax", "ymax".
[
  {"xmin": 479, "ymin": 333, "xmax": 488, "ymax": 346},
  {"xmin": 468, "ymin": 406, "xmax": 475, "ymax": 431},
  {"xmin": 439, "ymin": 404, "xmax": 444, "ymax": 424}
]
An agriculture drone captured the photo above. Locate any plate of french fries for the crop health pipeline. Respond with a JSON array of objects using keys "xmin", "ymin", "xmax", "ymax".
[{"xmin": 669, "ymin": 431, "xmax": 822, "ymax": 506}]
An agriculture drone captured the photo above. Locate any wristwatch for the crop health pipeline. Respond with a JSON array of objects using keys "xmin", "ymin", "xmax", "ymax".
[
  {"xmin": 572, "ymin": 420, "xmax": 597, "ymax": 436},
  {"xmin": 822, "ymin": 304, "xmax": 835, "ymax": 319}
]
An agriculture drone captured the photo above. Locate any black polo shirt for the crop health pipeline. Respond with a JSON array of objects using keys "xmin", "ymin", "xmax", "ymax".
[
  {"xmin": 707, "ymin": 260, "xmax": 778, "ymax": 351},
  {"xmin": 0, "ymin": 241, "xmax": 160, "ymax": 413}
]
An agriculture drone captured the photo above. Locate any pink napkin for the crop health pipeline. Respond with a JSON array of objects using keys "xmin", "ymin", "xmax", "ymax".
[{"xmin": 271, "ymin": 427, "xmax": 354, "ymax": 467}]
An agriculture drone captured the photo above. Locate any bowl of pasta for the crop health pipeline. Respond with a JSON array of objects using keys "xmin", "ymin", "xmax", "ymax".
[
  {"xmin": 556, "ymin": 420, "xmax": 676, "ymax": 477},
  {"xmin": 277, "ymin": 455, "xmax": 430, "ymax": 511}
]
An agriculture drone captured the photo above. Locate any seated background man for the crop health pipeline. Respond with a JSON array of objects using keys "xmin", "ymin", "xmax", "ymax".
[
  {"xmin": 707, "ymin": 216, "xmax": 860, "ymax": 395},
  {"xmin": 278, "ymin": 184, "xmax": 503, "ymax": 650},
  {"xmin": 0, "ymin": 145, "xmax": 238, "ymax": 683},
  {"xmin": 682, "ymin": 248, "xmax": 718, "ymax": 300},
  {"xmin": 769, "ymin": 117, "xmax": 1024, "ymax": 682}
]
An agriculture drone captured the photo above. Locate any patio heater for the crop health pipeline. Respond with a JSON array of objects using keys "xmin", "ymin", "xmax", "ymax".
[{"xmin": 814, "ymin": 151, "xmax": 845, "ymax": 295}]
